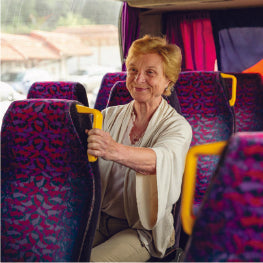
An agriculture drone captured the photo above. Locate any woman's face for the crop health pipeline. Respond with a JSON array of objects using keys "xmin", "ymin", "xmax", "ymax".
[{"xmin": 126, "ymin": 53, "xmax": 170, "ymax": 106}]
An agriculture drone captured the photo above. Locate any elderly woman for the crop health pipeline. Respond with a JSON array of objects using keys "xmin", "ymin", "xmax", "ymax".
[{"xmin": 86, "ymin": 35, "xmax": 192, "ymax": 262}]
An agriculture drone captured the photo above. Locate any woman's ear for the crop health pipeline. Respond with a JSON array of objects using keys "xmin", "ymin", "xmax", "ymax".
[{"xmin": 166, "ymin": 80, "xmax": 172, "ymax": 88}]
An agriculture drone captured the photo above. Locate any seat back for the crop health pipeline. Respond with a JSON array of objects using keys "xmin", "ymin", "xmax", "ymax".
[
  {"xmin": 184, "ymin": 131, "xmax": 263, "ymax": 262},
  {"xmin": 94, "ymin": 72, "xmax": 127, "ymax": 111},
  {"xmin": 27, "ymin": 81, "xmax": 89, "ymax": 106},
  {"xmin": 223, "ymin": 73, "xmax": 263, "ymax": 132},
  {"xmin": 107, "ymin": 81, "xmax": 182, "ymax": 114},
  {"xmin": 1, "ymin": 99, "xmax": 100, "ymax": 262},
  {"xmin": 164, "ymin": 89, "xmax": 182, "ymax": 114},
  {"xmin": 174, "ymin": 71, "xmax": 235, "ymax": 206},
  {"xmin": 106, "ymin": 81, "xmax": 133, "ymax": 107}
]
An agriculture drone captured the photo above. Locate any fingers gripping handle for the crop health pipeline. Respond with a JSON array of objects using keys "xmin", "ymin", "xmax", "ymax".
[{"xmin": 76, "ymin": 105, "xmax": 103, "ymax": 162}]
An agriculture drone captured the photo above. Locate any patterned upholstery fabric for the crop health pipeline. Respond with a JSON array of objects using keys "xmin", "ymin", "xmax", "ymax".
[
  {"xmin": 107, "ymin": 81, "xmax": 182, "ymax": 114},
  {"xmin": 27, "ymin": 81, "xmax": 89, "ymax": 106},
  {"xmin": 107, "ymin": 81, "xmax": 132, "ymax": 107},
  {"xmin": 174, "ymin": 71, "xmax": 235, "ymax": 206},
  {"xmin": 94, "ymin": 72, "xmax": 127, "ymax": 111},
  {"xmin": 185, "ymin": 131, "xmax": 263, "ymax": 262},
  {"xmin": 222, "ymin": 73, "xmax": 263, "ymax": 132},
  {"xmin": 1, "ymin": 99, "xmax": 100, "ymax": 262}
]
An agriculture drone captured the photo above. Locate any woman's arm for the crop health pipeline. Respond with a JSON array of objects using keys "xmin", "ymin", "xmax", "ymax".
[{"xmin": 86, "ymin": 128, "xmax": 156, "ymax": 175}]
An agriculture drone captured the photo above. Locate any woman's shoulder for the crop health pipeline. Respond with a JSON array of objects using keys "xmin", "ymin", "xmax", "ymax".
[
  {"xmin": 102, "ymin": 103, "xmax": 131, "ymax": 118},
  {"xmin": 161, "ymin": 99, "xmax": 185, "ymax": 120},
  {"xmin": 160, "ymin": 99, "xmax": 192, "ymax": 134},
  {"xmin": 101, "ymin": 102, "xmax": 134, "ymax": 129}
]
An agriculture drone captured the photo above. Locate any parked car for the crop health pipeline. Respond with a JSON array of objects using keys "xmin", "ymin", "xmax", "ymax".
[
  {"xmin": 67, "ymin": 65, "xmax": 119, "ymax": 93},
  {"xmin": 0, "ymin": 81, "xmax": 26, "ymax": 101},
  {"xmin": 0, "ymin": 81, "xmax": 15, "ymax": 101},
  {"xmin": 0, "ymin": 81, "xmax": 26, "ymax": 128},
  {"xmin": 1, "ymin": 68, "xmax": 53, "ymax": 96}
]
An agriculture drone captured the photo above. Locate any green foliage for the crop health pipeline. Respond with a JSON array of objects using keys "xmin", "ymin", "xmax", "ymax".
[
  {"xmin": 57, "ymin": 12, "xmax": 93, "ymax": 26},
  {"xmin": 1, "ymin": 0, "xmax": 122, "ymax": 34},
  {"xmin": 81, "ymin": 0, "xmax": 122, "ymax": 25}
]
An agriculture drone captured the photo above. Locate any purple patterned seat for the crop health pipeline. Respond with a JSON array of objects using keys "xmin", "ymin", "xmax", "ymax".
[
  {"xmin": 106, "ymin": 81, "xmax": 132, "ymax": 107},
  {"xmin": 174, "ymin": 71, "xmax": 235, "ymax": 206},
  {"xmin": 27, "ymin": 81, "xmax": 89, "ymax": 106},
  {"xmin": 107, "ymin": 81, "xmax": 182, "ymax": 114},
  {"xmin": 222, "ymin": 73, "xmax": 263, "ymax": 132},
  {"xmin": 185, "ymin": 131, "xmax": 263, "ymax": 262},
  {"xmin": 1, "ymin": 99, "xmax": 100, "ymax": 262},
  {"xmin": 94, "ymin": 72, "xmax": 127, "ymax": 111}
]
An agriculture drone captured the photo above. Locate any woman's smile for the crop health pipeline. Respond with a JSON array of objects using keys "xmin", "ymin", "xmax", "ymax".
[{"xmin": 134, "ymin": 86, "xmax": 149, "ymax": 92}]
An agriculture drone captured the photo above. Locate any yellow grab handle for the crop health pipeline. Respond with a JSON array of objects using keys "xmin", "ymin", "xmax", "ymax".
[
  {"xmin": 181, "ymin": 141, "xmax": 227, "ymax": 235},
  {"xmin": 220, "ymin": 73, "xmax": 237, "ymax": 107},
  {"xmin": 76, "ymin": 104, "xmax": 103, "ymax": 162}
]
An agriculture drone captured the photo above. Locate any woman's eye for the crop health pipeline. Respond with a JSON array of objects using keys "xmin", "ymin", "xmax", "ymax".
[
  {"xmin": 128, "ymin": 68, "xmax": 137, "ymax": 74},
  {"xmin": 147, "ymin": 70, "xmax": 155, "ymax": 76}
]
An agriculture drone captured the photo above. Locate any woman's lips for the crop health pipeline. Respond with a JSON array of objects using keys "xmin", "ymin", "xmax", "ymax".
[{"xmin": 134, "ymin": 87, "xmax": 148, "ymax": 92}]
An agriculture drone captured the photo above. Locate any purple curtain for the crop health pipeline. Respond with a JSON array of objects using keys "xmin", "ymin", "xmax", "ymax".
[
  {"xmin": 120, "ymin": 2, "xmax": 140, "ymax": 71},
  {"xmin": 211, "ymin": 8, "xmax": 263, "ymax": 78},
  {"xmin": 165, "ymin": 12, "xmax": 216, "ymax": 71}
]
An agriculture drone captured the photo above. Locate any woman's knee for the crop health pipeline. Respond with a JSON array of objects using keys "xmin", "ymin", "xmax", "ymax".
[{"xmin": 90, "ymin": 229, "xmax": 150, "ymax": 262}]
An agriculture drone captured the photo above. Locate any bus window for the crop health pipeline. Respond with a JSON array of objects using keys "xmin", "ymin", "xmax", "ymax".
[{"xmin": 1, "ymin": 0, "xmax": 123, "ymax": 115}]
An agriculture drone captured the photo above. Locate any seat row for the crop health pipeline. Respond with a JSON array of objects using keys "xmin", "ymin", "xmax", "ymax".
[
  {"xmin": 96, "ymin": 71, "xmax": 263, "ymax": 131},
  {"xmin": 95, "ymin": 71, "xmax": 263, "ymax": 206},
  {"xmin": 1, "ymin": 71, "xmax": 263, "ymax": 262}
]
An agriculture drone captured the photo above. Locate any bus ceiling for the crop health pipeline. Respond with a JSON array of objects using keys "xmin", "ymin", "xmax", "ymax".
[{"xmin": 120, "ymin": 0, "xmax": 263, "ymax": 12}]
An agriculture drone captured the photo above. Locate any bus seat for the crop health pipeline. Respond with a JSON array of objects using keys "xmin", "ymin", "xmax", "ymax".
[
  {"xmin": 106, "ymin": 81, "xmax": 133, "ymax": 107},
  {"xmin": 184, "ymin": 131, "xmax": 263, "ymax": 262},
  {"xmin": 27, "ymin": 81, "xmax": 89, "ymax": 107},
  {"xmin": 223, "ymin": 73, "xmax": 263, "ymax": 132},
  {"xmin": 181, "ymin": 141, "xmax": 228, "ymax": 236},
  {"xmin": 94, "ymin": 72, "xmax": 127, "ymax": 111},
  {"xmin": 1, "ymin": 99, "xmax": 101, "ymax": 262},
  {"xmin": 107, "ymin": 80, "xmax": 182, "ymax": 114},
  {"xmin": 174, "ymin": 71, "xmax": 235, "ymax": 208},
  {"xmin": 164, "ymin": 89, "xmax": 182, "ymax": 114}
]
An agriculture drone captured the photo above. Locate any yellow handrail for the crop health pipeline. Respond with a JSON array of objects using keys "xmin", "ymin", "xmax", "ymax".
[
  {"xmin": 76, "ymin": 105, "xmax": 103, "ymax": 162},
  {"xmin": 220, "ymin": 73, "xmax": 237, "ymax": 107},
  {"xmin": 181, "ymin": 141, "xmax": 227, "ymax": 235}
]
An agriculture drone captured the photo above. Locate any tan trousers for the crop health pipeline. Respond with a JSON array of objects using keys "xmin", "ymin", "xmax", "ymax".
[{"xmin": 90, "ymin": 212, "xmax": 151, "ymax": 262}]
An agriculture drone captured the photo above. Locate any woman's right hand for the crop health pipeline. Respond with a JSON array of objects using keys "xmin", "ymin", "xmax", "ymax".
[{"xmin": 85, "ymin": 128, "xmax": 118, "ymax": 161}]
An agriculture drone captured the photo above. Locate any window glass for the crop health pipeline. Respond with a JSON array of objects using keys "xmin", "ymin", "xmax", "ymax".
[{"xmin": 1, "ymin": 0, "xmax": 122, "ymax": 109}]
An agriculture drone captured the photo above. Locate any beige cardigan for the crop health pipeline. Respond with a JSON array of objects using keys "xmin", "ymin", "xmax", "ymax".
[{"xmin": 98, "ymin": 99, "xmax": 192, "ymax": 258}]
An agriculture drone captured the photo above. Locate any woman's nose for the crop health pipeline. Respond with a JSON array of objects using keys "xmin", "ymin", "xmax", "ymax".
[{"xmin": 135, "ymin": 72, "xmax": 146, "ymax": 83}]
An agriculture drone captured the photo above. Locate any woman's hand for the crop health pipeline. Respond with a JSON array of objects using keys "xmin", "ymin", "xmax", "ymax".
[
  {"xmin": 85, "ymin": 128, "xmax": 118, "ymax": 161},
  {"xmin": 85, "ymin": 129, "xmax": 156, "ymax": 174}
]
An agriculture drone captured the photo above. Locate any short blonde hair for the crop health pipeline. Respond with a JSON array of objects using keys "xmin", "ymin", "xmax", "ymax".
[{"xmin": 125, "ymin": 35, "xmax": 182, "ymax": 96}]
